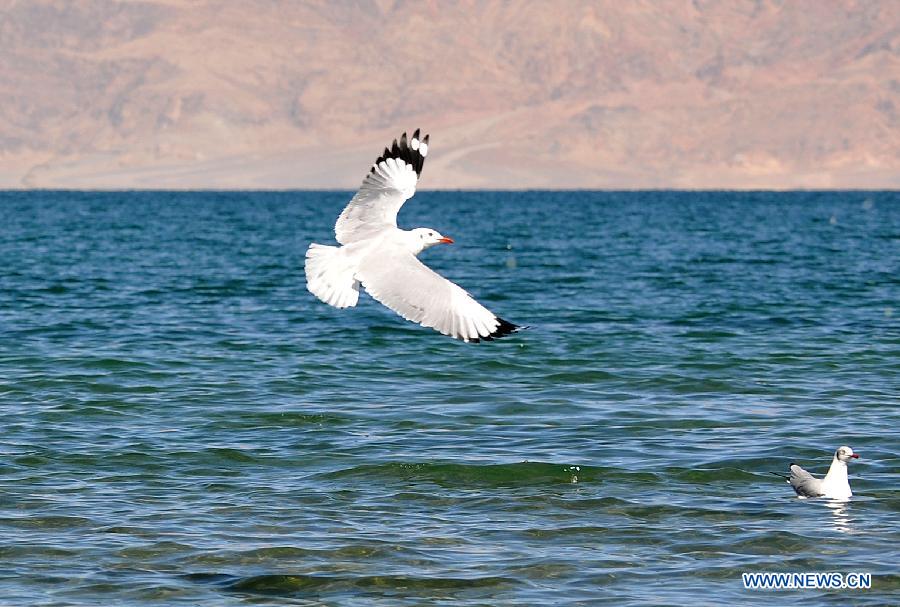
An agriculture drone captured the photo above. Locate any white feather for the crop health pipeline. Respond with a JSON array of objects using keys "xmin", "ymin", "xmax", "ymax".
[
  {"xmin": 355, "ymin": 242, "xmax": 505, "ymax": 342},
  {"xmin": 334, "ymin": 159, "xmax": 417, "ymax": 245}
]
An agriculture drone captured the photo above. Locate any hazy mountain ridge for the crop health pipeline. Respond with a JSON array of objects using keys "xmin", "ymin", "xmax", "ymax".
[{"xmin": 1, "ymin": 0, "xmax": 897, "ymax": 188}]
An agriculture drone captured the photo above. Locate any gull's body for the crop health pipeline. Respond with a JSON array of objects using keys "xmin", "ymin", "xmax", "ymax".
[
  {"xmin": 784, "ymin": 446, "xmax": 859, "ymax": 500},
  {"xmin": 305, "ymin": 129, "xmax": 520, "ymax": 342}
]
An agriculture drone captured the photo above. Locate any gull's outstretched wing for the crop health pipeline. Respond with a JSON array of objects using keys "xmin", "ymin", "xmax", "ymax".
[
  {"xmin": 357, "ymin": 247, "xmax": 519, "ymax": 343},
  {"xmin": 788, "ymin": 464, "xmax": 824, "ymax": 497},
  {"xmin": 334, "ymin": 129, "xmax": 429, "ymax": 245}
]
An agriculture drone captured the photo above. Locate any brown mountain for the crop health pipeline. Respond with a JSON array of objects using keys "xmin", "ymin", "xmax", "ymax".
[{"xmin": 1, "ymin": 0, "xmax": 898, "ymax": 189}]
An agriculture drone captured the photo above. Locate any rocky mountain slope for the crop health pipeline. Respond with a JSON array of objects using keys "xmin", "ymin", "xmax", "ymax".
[{"xmin": 1, "ymin": 0, "xmax": 897, "ymax": 188}]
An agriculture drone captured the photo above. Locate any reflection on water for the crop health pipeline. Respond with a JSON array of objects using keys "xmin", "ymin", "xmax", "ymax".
[{"xmin": 824, "ymin": 499, "xmax": 854, "ymax": 534}]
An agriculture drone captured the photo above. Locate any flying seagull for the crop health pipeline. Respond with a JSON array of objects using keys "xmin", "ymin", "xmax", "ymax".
[
  {"xmin": 305, "ymin": 129, "xmax": 521, "ymax": 342},
  {"xmin": 773, "ymin": 446, "xmax": 859, "ymax": 499}
]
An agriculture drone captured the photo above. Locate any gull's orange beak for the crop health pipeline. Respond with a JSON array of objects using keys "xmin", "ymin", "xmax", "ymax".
[{"xmin": 439, "ymin": 236, "xmax": 454, "ymax": 244}]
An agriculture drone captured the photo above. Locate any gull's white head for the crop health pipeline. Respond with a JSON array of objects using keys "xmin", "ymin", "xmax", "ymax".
[
  {"xmin": 410, "ymin": 227, "xmax": 453, "ymax": 254},
  {"xmin": 835, "ymin": 445, "xmax": 859, "ymax": 463}
]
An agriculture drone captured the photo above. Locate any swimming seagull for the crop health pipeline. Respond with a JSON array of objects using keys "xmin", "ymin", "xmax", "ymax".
[
  {"xmin": 305, "ymin": 129, "xmax": 521, "ymax": 342},
  {"xmin": 775, "ymin": 446, "xmax": 860, "ymax": 499}
]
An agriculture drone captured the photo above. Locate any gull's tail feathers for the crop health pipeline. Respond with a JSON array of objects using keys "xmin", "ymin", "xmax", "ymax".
[{"xmin": 305, "ymin": 243, "xmax": 360, "ymax": 309}]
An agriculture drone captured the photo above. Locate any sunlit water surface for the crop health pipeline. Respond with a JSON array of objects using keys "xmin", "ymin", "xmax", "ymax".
[{"xmin": 1, "ymin": 190, "xmax": 898, "ymax": 605}]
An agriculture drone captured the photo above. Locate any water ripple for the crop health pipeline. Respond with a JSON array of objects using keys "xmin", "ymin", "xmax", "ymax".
[{"xmin": 0, "ymin": 191, "xmax": 898, "ymax": 605}]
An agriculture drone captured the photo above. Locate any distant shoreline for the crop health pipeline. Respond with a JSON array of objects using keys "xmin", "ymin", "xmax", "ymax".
[{"xmin": 2, "ymin": 188, "xmax": 898, "ymax": 193}]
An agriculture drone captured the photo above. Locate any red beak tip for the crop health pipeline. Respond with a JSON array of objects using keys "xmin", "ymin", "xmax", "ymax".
[{"xmin": 852, "ymin": 454, "xmax": 860, "ymax": 458}]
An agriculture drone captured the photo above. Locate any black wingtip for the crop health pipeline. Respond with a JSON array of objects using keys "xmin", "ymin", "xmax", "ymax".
[
  {"xmin": 470, "ymin": 318, "xmax": 524, "ymax": 343},
  {"xmin": 492, "ymin": 317, "xmax": 520, "ymax": 338},
  {"xmin": 373, "ymin": 146, "xmax": 391, "ymax": 167},
  {"xmin": 369, "ymin": 128, "xmax": 429, "ymax": 178}
]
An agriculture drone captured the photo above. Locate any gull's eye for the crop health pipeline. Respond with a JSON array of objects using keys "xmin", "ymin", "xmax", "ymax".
[{"xmin": 429, "ymin": 232, "xmax": 434, "ymax": 236}]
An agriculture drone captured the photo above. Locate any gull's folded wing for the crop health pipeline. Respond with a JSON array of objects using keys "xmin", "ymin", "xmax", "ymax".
[{"xmin": 788, "ymin": 464, "xmax": 824, "ymax": 497}]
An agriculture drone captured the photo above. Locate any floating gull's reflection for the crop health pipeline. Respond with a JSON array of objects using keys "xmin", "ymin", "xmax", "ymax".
[{"xmin": 824, "ymin": 499, "xmax": 854, "ymax": 534}]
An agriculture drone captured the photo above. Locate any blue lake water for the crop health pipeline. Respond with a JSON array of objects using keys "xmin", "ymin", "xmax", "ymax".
[{"xmin": 0, "ymin": 190, "xmax": 898, "ymax": 605}]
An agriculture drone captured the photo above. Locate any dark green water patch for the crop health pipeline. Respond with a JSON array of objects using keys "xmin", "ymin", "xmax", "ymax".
[{"xmin": 323, "ymin": 461, "xmax": 592, "ymax": 488}]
